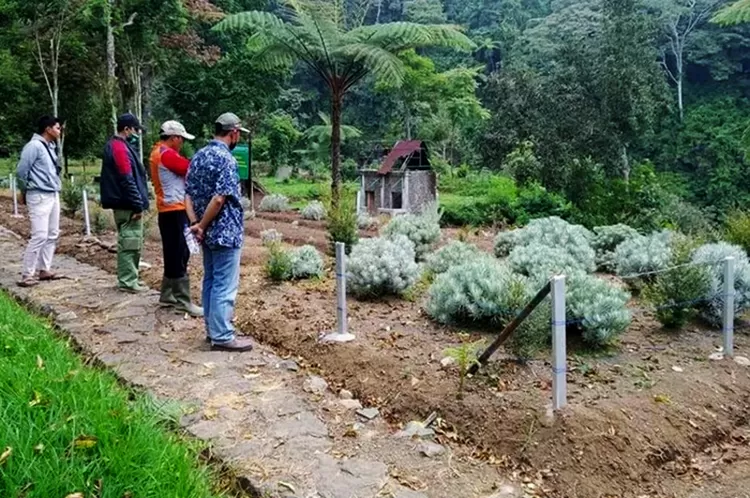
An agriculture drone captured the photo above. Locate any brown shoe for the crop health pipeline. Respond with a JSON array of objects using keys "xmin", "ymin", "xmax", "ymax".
[
  {"xmin": 210, "ymin": 338, "xmax": 254, "ymax": 352},
  {"xmin": 17, "ymin": 276, "xmax": 38, "ymax": 288}
]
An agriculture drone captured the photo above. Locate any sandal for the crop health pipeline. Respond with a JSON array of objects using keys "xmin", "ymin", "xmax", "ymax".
[{"xmin": 17, "ymin": 276, "xmax": 38, "ymax": 288}]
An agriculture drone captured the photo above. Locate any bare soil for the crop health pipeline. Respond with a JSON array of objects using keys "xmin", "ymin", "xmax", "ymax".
[{"xmin": 4, "ymin": 195, "xmax": 750, "ymax": 498}]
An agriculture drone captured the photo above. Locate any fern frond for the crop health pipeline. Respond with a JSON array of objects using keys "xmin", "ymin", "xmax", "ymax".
[
  {"xmin": 213, "ymin": 11, "xmax": 285, "ymax": 32},
  {"xmin": 334, "ymin": 43, "xmax": 405, "ymax": 85},
  {"xmin": 712, "ymin": 0, "xmax": 750, "ymax": 25}
]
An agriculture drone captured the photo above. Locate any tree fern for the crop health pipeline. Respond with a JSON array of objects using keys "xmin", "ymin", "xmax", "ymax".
[{"xmin": 712, "ymin": 0, "xmax": 750, "ymax": 25}]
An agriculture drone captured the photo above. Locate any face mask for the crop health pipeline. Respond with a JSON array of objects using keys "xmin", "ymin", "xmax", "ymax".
[
  {"xmin": 229, "ymin": 136, "xmax": 239, "ymax": 151},
  {"xmin": 128, "ymin": 133, "xmax": 140, "ymax": 145}
]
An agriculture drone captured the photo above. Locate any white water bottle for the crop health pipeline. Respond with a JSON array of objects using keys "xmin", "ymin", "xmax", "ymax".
[{"xmin": 184, "ymin": 226, "xmax": 200, "ymax": 255}]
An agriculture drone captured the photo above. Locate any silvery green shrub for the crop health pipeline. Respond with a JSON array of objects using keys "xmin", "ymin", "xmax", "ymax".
[
  {"xmin": 289, "ymin": 245, "xmax": 325, "ymax": 279},
  {"xmin": 508, "ymin": 243, "xmax": 592, "ymax": 281},
  {"xmin": 614, "ymin": 230, "xmax": 673, "ymax": 278},
  {"xmin": 425, "ymin": 241, "xmax": 486, "ymax": 275},
  {"xmin": 567, "ymin": 273, "xmax": 632, "ymax": 346},
  {"xmin": 382, "ymin": 203, "xmax": 441, "ymax": 260},
  {"xmin": 347, "ymin": 235, "xmax": 419, "ymax": 297},
  {"xmin": 260, "ymin": 229, "xmax": 283, "ymax": 246},
  {"xmin": 357, "ymin": 213, "xmax": 378, "ymax": 230},
  {"xmin": 493, "ymin": 217, "xmax": 595, "ymax": 272},
  {"xmin": 426, "ymin": 259, "xmax": 549, "ymax": 359},
  {"xmin": 592, "ymin": 224, "xmax": 640, "ymax": 272},
  {"xmin": 301, "ymin": 201, "xmax": 326, "ymax": 221},
  {"xmin": 691, "ymin": 242, "xmax": 750, "ymax": 325},
  {"xmin": 259, "ymin": 194, "xmax": 291, "ymax": 212}
]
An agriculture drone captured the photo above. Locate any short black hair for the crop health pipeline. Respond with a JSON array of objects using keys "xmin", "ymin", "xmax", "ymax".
[
  {"xmin": 160, "ymin": 134, "xmax": 170, "ymax": 141},
  {"xmin": 214, "ymin": 123, "xmax": 233, "ymax": 137},
  {"xmin": 37, "ymin": 116, "xmax": 61, "ymax": 135}
]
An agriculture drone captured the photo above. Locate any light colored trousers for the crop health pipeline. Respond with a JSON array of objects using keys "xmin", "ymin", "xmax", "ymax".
[{"xmin": 22, "ymin": 191, "xmax": 60, "ymax": 277}]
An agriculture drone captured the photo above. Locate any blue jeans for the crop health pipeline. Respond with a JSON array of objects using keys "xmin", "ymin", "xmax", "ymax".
[{"xmin": 201, "ymin": 244, "xmax": 241, "ymax": 344}]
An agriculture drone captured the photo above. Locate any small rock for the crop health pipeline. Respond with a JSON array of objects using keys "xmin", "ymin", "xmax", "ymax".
[
  {"xmin": 734, "ymin": 356, "xmax": 750, "ymax": 366},
  {"xmin": 671, "ymin": 366, "xmax": 684, "ymax": 372},
  {"xmin": 484, "ymin": 484, "xmax": 523, "ymax": 498},
  {"xmin": 440, "ymin": 357, "xmax": 455, "ymax": 368},
  {"xmin": 539, "ymin": 404, "xmax": 555, "ymax": 428},
  {"xmin": 303, "ymin": 375, "xmax": 329, "ymax": 395},
  {"xmin": 339, "ymin": 389, "xmax": 354, "ymax": 400},
  {"xmin": 339, "ymin": 399, "xmax": 363, "ymax": 410},
  {"xmin": 419, "ymin": 441, "xmax": 446, "ymax": 458},
  {"xmin": 279, "ymin": 360, "xmax": 299, "ymax": 372},
  {"xmin": 356, "ymin": 408, "xmax": 380, "ymax": 421},
  {"xmin": 395, "ymin": 421, "xmax": 435, "ymax": 439},
  {"xmin": 709, "ymin": 352, "xmax": 724, "ymax": 361},
  {"xmin": 57, "ymin": 311, "xmax": 77, "ymax": 321}
]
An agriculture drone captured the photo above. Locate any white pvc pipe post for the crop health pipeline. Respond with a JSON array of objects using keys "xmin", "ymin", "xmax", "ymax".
[
  {"xmin": 723, "ymin": 257, "xmax": 735, "ymax": 358},
  {"xmin": 11, "ymin": 175, "xmax": 20, "ymax": 218},
  {"xmin": 322, "ymin": 242, "xmax": 355, "ymax": 343},
  {"xmin": 552, "ymin": 275, "xmax": 567, "ymax": 411},
  {"xmin": 82, "ymin": 188, "xmax": 91, "ymax": 237}
]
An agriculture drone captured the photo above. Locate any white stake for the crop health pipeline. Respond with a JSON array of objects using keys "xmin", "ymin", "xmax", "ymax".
[
  {"xmin": 552, "ymin": 275, "xmax": 567, "ymax": 411},
  {"xmin": 82, "ymin": 188, "xmax": 91, "ymax": 237},
  {"xmin": 723, "ymin": 257, "xmax": 735, "ymax": 358},
  {"xmin": 322, "ymin": 242, "xmax": 355, "ymax": 343}
]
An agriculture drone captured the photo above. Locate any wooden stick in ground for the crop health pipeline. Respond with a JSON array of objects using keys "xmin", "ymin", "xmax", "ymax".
[{"xmin": 468, "ymin": 281, "xmax": 552, "ymax": 376}]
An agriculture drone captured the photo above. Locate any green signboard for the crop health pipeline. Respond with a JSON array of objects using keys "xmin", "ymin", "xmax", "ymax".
[{"xmin": 232, "ymin": 145, "xmax": 250, "ymax": 181}]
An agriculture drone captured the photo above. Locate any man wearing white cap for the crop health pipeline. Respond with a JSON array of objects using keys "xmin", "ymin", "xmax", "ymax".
[{"xmin": 149, "ymin": 120, "xmax": 203, "ymax": 317}]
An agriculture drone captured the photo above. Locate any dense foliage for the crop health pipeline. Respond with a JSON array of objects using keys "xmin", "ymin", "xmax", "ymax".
[
  {"xmin": 347, "ymin": 235, "xmax": 420, "ymax": 297},
  {"xmin": 382, "ymin": 204, "xmax": 442, "ymax": 260}
]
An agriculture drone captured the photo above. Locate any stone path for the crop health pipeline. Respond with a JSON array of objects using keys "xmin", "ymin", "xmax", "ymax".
[{"xmin": 0, "ymin": 226, "xmax": 520, "ymax": 498}]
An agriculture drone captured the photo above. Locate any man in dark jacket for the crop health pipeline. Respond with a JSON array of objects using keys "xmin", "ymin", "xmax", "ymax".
[{"xmin": 100, "ymin": 113, "xmax": 150, "ymax": 293}]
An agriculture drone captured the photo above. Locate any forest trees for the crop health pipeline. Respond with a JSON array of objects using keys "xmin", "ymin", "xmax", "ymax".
[{"xmin": 214, "ymin": 0, "xmax": 472, "ymax": 206}]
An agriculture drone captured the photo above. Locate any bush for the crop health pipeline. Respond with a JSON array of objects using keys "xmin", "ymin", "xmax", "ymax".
[
  {"xmin": 61, "ymin": 178, "xmax": 83, "ymax": 217},
  {"xmin": 260, "ymin": 229, "xmax": 283, "ymax": 246},
  {"xmin": 725, "ymin": 210, "xmax": 750, "ymax": 255},
  {"xmin": 643, "ymin": 240, "xmax": 711, "ymax": 329},
  {"xmin": 425, "ymin": 241, "xmax": 485, "ymax": 275},
  {"xmin": 259, "ymin": 194, "xmax": 291, "ymax": 212},
  {"xmin": 614, "ymin": 230, "xmax": 673, "ymax": 278},
  {"xmin": 426, "ymin": 259, "xmax": 549, "ymax": 359},
  {"xmin": 347, "ymin": 235, "xmax": 419, "ymax": 297},
  {"xmin": 508, "ymin": 243, "xmax": 592, "ymax": 281},
  {"xmin": 592, "ymin": 224, "xmax": 640, "ymax": 272},
  {"xmin": 289, "ymin": 245, "xmax": 325, "ymax": 279},
  {"xmin": 567, "ymin": 273, "xmax": 632, "ymax": 346},
  {"xmin": 493, "ymin": 217, "xmax": 595, "ymax": 272},
  {"xmin": 513, "ymin": 183, "xmax": 573, "ymax": 225},
  {"xmin": 301, "ymin": 200, "xmax": 326, "ymax": 221},
  {"xmin": 265, "ymin": 243, "xmax": 292, "ymax": 282},
  {"xmin": 357, "ymin": 212, "xmax": 378, "ymax": 230},
  {"xmin": 691, "ymin": 242, "xmax": 750, "ymax": 325},
  {"xmin": 382, "ymin": 203, "xmax": 441, "ymax": 260},
  {"xmin": 326, "ymin": 193, "xmax": 359, "ymax": 255}
]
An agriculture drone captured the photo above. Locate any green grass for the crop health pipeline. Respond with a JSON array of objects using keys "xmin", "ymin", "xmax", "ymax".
[
  {"xmin": 0, "ymin": 158, "xmax": 99, "ymax": 185},
  {"xmin": 0, "ymin": 292, "xmax": 225, "ymax": 497}
]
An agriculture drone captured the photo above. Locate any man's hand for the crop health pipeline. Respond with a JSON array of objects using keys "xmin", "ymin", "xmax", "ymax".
[
  {"xmin": 190, "ymin": 224, "xmax": 204, "ymax": 243},
  {"xmin": 131, "ymin": 212, "xmax": 143, "ymax": 221}
]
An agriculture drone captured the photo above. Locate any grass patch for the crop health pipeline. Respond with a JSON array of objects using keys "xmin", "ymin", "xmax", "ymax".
[{"xmin": 0, "ymin": 292, "xmax": 225, "ymax": 497}]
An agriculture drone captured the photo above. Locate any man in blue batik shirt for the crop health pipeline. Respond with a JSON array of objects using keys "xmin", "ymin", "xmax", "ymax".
[{"xmin": 185, "ymin": 112, "xmax": 253, "ymax": 352}]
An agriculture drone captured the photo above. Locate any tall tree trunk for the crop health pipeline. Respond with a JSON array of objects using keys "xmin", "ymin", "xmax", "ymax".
[
  {"xmin": 621, "ymin": 144, "xmax": 630, "ymax": 184},
  {"xmin": 375, "ymin": 0, "xmax": 382, "ymax": 23},
  {"xmin": 330, "ymin": 90, "xmax": 343, "ymax": 208},
  {"xmin": 677, "ymin": 68, "xmax": 684, "ymax": 122},
  {"xmin": 107, "ymin": 0, "xmax": 117, "ymax": 135}
]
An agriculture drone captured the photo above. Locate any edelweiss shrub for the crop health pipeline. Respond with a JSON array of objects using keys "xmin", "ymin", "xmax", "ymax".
[
  {"xmin": 493, "ymin": 217, "xmax": 595, "ymax": 272},
  {"xmin": 691, "ymin": 242, "xmax": 750, "ymax": 325},
  {"xmin": 425, "ymin": 241, "xmax": 485, "ymax": 275},
  {"xmin": 260, "ymin": 229, "xmax": 283, "ymax": 246},
  {"xmin": 567, "ymin": 273, "xmax": 632, "ymax": 346},
  {"xmin": 347, "ymin": 235, "xmax": 419, "ymax": 297},
  {"xmin": 357, "ymin": 213, "xmax": 379, "ymax": 230},
  {"xmin": 382, "ymin": 204, "xmax": 441, "ymax": 260},
  {"xmin": 301, "ymin": 201, "xmax": 326, "ymax": 221},
  {"xmin": 614, "ymin": 230, "xmax": 673, "ymax": 278},
  {"xmin": 259, "ymin": 194, "xmax": 291, "ymax": 212},
  {"xmin": 289, "ymin": 245, "xmax": 325, "ymax": 279},
  {"xmin": 508, "ymin": 243, "xmax": 591, "ymax": 281},
  {"xmin": 592, "ymin": 224, "xmax": 640, "ymax": 272}
]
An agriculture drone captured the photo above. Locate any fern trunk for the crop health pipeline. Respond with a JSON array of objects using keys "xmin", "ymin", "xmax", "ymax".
[{"xmin": 330, "ymin": 89, "xmax": 343, "ymax": 208}]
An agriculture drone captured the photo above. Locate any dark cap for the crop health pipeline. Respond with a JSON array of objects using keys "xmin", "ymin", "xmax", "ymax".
[
  {"xmin": 215, "ymin": 112, "xmax": 249, "ymax": 133},
  {"xmin": 117, "ymin": 113, "xmax": 144, "ymax": 132}
]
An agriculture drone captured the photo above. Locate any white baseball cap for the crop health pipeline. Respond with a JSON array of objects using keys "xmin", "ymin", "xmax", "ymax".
[{"xmin": 160, "ymin": 120, "xmax": 195, "ymax": 140}]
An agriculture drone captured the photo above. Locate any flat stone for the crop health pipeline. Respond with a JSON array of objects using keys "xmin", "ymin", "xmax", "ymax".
[
  {"xmin": 279, "ymin": 360, "xmax": 299, "ymax": 372},
  {"xmin": 57, "ymin": 311, "xmax": 77, "ymax": 321},
  {"xmin": 356, "ymin": 408, "xmax": 380, "ymax": 421},
  {"xmin": 709, "ymin": 352, "xmax": 724, "ymax": 361},
  {"xmin": 419, "ymin": 441, "xmax": 446, "ymax": 458},
  {"xmin": 395, "ymin": 421, "xmax": 435, "ymax": 439},
  {"xmin": 186, "ymin": 420, "xmax": 231, "ymax": 440},
  {"xmin": 393, "ymin": 490, "xmax": 428, "ymax": 498},
  {"xmin": 109, "ymin": 306, "xmax": 150, "ymax": 319},
  {"xmin": 339, "ymin": 389, "xmax": 354, "ymax": 400},
  {"xmin": 315, "ymin": 455, "xmax": 388, "ymax": 498},
  {"xmin": 303, "ymin": 375, "xmax": 329, "ymax": 395},
  {"xmin": 440, "ymin": 357, "xmax": 456, "ymax": 368},
  {"xmin": 734, "ymin": 356, "xmax": 750, "ymax": 366},
  {"xmin": 270, "ymin": 412, "xmax": 328, "ymax": 439},
  {"xmin": 339, "ymin": 399, "xmax": 363, "ymax": 410}
]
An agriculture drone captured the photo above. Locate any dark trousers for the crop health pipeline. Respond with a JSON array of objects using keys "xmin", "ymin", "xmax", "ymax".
[{"xmin": 158, "ymin": 210, "xmax": 190, "ymax": 279}]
